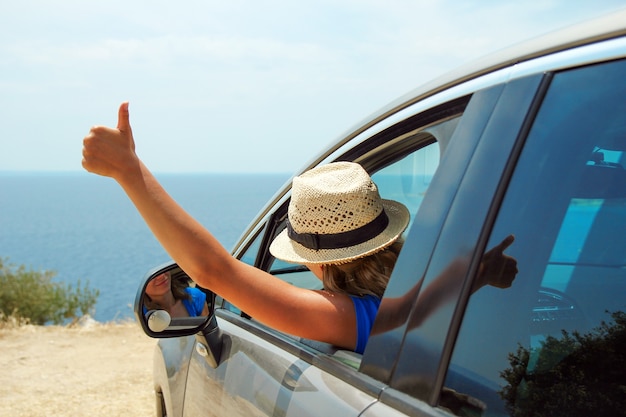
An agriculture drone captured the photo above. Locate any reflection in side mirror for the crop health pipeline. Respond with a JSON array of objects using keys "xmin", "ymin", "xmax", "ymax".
[
  {"xmin": 134, "ymin": 262, "xmax": 215, "ymax": 336},
  {"xmin": 134, "ymin": 262, "xmax": 223, "ymax": 367},
  {"xmin": 144, "ymin": 268, "xmax": 210, "ymax": 319}
]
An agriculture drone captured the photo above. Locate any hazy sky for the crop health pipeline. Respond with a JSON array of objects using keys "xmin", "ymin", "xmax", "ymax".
[{"xmin": 1, "ymin": 1, "xmax": 624, "ymax": 173}]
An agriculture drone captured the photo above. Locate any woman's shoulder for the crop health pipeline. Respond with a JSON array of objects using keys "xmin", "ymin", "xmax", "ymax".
[{"xmin": 185, "ymin": 286, "xmax": 206, "ymax": 299}]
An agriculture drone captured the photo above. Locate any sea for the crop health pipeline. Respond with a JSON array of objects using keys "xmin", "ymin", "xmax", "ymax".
[
  {"xmin": 1, "ymin": 171, "xmax": 604, "ymax": 324},
  {"xmin": 0, "ymin": 172, "xmax": 290, "ymax": 323}
]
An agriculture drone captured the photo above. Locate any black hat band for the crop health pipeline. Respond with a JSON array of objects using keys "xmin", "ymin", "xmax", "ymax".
[{"xmin": 286, "ymin": 210, "xmax": 389, "ymax": 251}]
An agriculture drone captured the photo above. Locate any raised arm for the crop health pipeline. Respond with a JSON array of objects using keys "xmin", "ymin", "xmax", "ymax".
[
  {"xmin": 82, "ymin": 103, "xmax": 357, "ymax": 349},
  {"xmin": 82, "ymin": 103, "xmax": 233, "ymax": 285}
]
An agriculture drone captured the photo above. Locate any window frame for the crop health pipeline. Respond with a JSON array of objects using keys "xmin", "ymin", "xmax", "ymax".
[{"xmin": 369, "ymin": 73, "xmax": 548, "ymax": 414}]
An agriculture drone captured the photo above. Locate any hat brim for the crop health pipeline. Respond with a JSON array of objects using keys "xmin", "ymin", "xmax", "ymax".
[{"xmin": 269, "ymin": 199, "xmax": 410, "ymax": 265}]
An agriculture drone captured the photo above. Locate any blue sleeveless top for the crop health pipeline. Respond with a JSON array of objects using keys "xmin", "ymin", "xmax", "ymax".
[
  {"xmin": 349, "ymin": 295, "xmax": 381, "ymax": 354},
  {"xmin": 182, "ymin": 287, "xmax": 207, "ymax": 317}
]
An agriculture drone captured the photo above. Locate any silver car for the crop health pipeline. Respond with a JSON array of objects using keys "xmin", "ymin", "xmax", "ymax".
[{"xmin": 135, "ymin": 8, "xmax": 626, "ymax": 417}]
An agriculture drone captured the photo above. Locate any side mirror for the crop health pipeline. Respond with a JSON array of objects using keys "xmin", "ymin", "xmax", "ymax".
[{"xmin": 134, "ymin": 261, "xmax": 223, "ymax": 367}]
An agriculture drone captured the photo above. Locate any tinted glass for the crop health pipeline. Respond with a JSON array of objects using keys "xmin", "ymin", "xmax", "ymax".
[{"xmin": 441, "ymin": 59, "xmax": 626, "ymax": 416}]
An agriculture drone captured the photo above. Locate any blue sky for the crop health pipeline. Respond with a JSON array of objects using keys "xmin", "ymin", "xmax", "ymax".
[{"xmin": 1, "ymin": 1, "xmax": 625, "ymax": 173}]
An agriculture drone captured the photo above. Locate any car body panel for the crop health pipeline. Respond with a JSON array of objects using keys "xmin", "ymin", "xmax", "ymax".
[
  {"xmin": 154, "ymin": 336, "xmax": 195, "ymax": 417},
  {"xmin": 181, "ymin": 311, "xmax": 379, "ymax": 417}
]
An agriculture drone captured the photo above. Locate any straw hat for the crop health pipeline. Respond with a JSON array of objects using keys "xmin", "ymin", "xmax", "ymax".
[{"xmin": 269, "ymin": 162, "xmax": 410, "ymax": 265}]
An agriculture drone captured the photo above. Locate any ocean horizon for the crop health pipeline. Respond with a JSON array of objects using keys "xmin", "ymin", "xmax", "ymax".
[{"xmin": 0, "ymin": 171, "xmax": 290, "ymax": 323}]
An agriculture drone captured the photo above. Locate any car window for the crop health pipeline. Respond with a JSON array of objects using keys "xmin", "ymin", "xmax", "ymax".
[
  {"xmin": 227, "ymin": 111, "xmax": 461, "ymax": 341},
  {"xmin": 222, "ymin": 229, "xmax": 265, "ymax": 314},
  {"xmin": 371, "ymin": 141, "xmax": 440, "ymax": 234},
  {"xmin": 441, "ymin": 59, "xmax": 626, "ymax": 417},
  {"xmin": 268, "ymin": 140, "xmax": 442, "ymax": 289},
  {"xmin": 224, "ymin": 142, "xmax": 442, "ymax": 313}
]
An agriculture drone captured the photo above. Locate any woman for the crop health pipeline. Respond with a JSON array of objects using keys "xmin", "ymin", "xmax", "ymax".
[{"xmin": 82, "ymin": 102, "xmax": 409, "ymax": 353}]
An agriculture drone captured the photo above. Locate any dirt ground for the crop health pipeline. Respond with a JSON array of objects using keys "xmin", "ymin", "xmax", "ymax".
[{"xmin": 0, "ymin": 317, "xmax": 157, "ymax": 417}]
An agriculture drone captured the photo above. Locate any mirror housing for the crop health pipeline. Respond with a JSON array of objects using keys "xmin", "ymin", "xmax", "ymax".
[{"xmin": 134, "ymin": 261, "xmax": 222, "ymax": 367}]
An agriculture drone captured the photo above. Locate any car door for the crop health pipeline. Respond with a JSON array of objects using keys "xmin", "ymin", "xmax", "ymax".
[
  {"xmin": 435, "ymin": 57, "xmax": 626, "ymax": 417},
  {"xmin": 363, "ymin": 55, "xmax": 626, "ymax": 416}
]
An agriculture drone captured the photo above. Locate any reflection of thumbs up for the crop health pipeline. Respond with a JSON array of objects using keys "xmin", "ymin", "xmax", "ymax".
[
  {"xmin": 493, "ymin": 234, "xmax": 515, "ymax": 253},
  {"xmin": 476, "ymin": 234, "xmax": 518, "ymax": 290}
]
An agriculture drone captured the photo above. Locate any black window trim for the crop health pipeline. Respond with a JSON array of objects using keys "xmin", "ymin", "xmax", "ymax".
[
  {"xmin": 432, "ymin": 72, "xmax": 555, "ymax": 405},
  {"xmin": 377, "ymin": 73, "xmax": 547, "ymax": 406}
]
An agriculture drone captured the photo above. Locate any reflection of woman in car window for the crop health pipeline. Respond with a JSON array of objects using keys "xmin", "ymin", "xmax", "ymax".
[
  {"xmin": 144, "ymin": 272, "xmax": 209, "ymax": 317},
  {"xmin": 82, "ymin": 103, "xmax": 409, "ymax": 354}
]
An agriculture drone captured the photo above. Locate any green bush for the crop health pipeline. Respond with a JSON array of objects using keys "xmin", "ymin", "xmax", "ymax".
[
  {"xmin": 0, "ymin": 258, "xmax": 100, "ymax": 325},
  {"xmin": 500, "ymin": 311, "xmax": 626, "ymax": 417}
]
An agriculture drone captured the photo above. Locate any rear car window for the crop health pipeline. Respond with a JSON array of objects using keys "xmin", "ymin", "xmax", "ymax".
[{"xmin": 441, "ymin": 59, "xmax": 626, "ymax": 416}]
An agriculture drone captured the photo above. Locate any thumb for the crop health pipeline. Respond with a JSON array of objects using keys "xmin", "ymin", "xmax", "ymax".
[
  {"xmin": 117, "ymin": 101, "xmax": 132, "ymax": 134},
  {"xmin": 495, "ymin": 234, "xmax": 515, "ymax": 253}
]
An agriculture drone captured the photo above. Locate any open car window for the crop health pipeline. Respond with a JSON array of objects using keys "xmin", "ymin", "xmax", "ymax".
[{"xmin": 268, "ymin": 138, "xmax": 442, "ymax": 288}]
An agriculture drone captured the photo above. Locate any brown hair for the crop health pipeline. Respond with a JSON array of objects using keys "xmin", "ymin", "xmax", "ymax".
[
  {"xmin": 170, "ymin": 275, "xmax": 191, "ymax": 301},
  {"xmin": 322, "ymin": 240, "xmax": 403, "ymax": 298}
]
